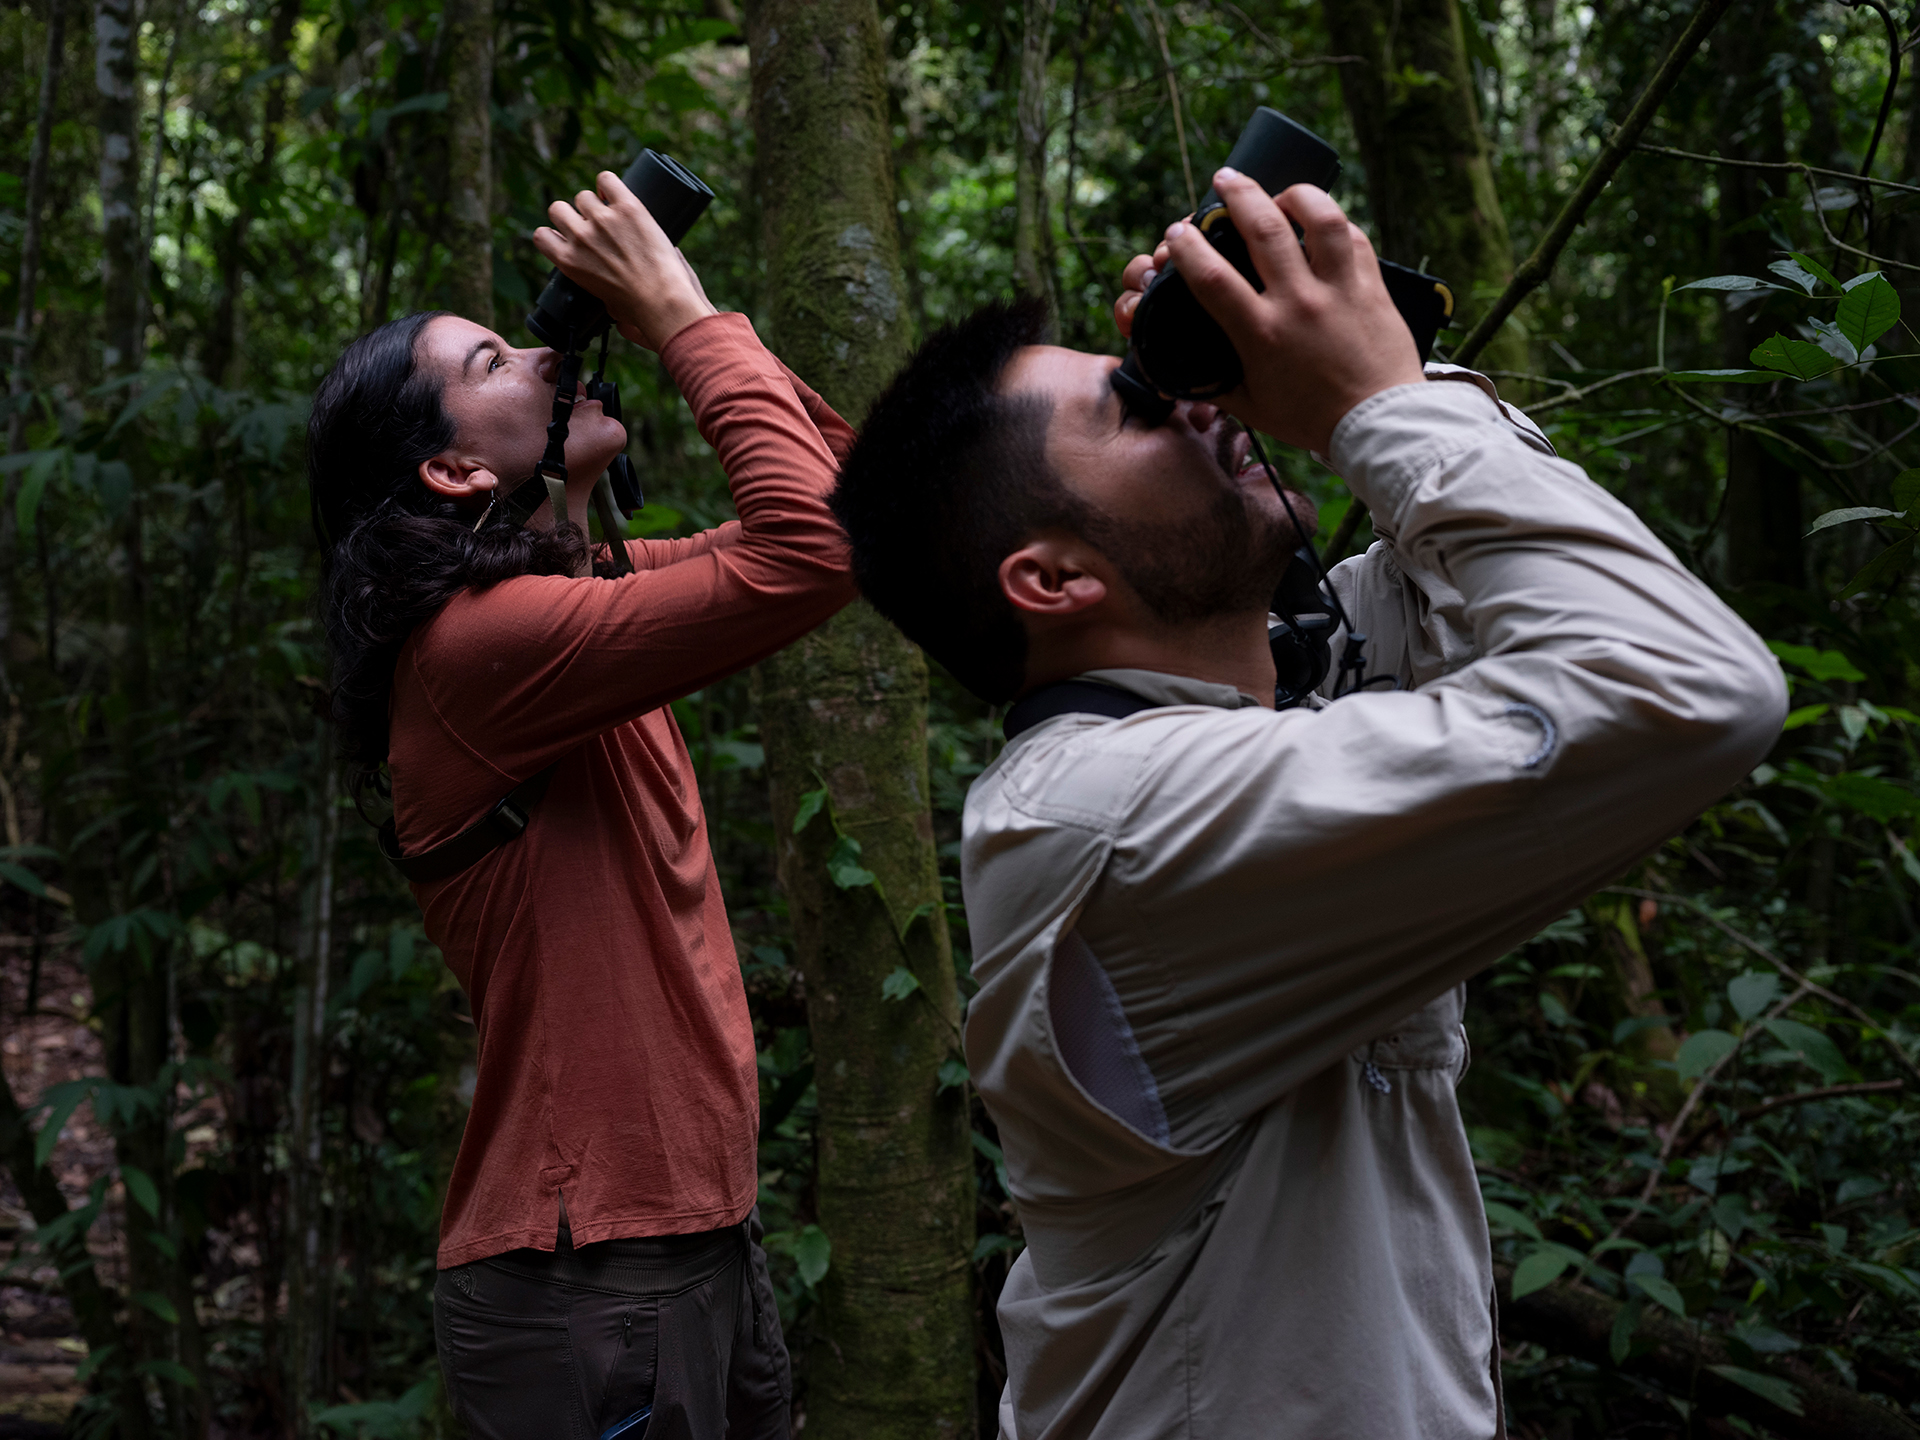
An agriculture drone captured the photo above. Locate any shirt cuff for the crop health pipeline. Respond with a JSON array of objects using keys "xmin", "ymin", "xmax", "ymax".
[{"xmin": 1325, "ymin": 377, "xmax": 1509, "ymax": 522}]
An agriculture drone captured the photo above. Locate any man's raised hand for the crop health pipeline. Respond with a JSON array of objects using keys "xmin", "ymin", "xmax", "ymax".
[
  {"xmin": 1161, "ymin": 170, "xmax": 1423, "ymax": 452},
  {"xmin": 533, "ymin": 171, "xmax": 717, "ymax": 353}
]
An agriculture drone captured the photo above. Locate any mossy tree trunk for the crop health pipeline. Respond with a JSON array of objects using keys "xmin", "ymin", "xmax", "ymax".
[
  {"xmin": 1322, "ymin": 0, "xmax": 1528, "ymax": 375},
  {"xmin": 442, "ymin": 0, "xmax": 493, "ymax": 327},
  {"xmin": 744, "ymin": 3, "xmax": 976, "ymax": 1436}
]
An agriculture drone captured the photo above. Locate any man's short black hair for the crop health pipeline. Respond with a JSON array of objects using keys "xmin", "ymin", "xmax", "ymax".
[{"xmin": 831, "ymin": 296, "xmax": 1089, "ymax": 703}]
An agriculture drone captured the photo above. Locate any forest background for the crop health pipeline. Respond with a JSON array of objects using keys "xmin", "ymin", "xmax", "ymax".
[{"xmin": 1, "ymin": 0, "xmax": 1919, "ymax": 1436}]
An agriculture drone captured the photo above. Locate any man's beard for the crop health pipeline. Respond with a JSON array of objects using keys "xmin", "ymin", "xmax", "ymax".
[{"xmin": 1083, "ymin": 424, "xmax": 1312, "ymax": 626}]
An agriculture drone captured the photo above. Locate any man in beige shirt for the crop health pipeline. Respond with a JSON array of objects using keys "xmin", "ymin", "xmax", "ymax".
[{"xmin": 830, "ymin": 171, "xmax": 1785, "ymax": 1438}]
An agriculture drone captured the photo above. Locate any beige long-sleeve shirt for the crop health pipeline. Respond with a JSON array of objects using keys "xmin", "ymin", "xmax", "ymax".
[{"xmin": 963, "ymin": 372, "xmax": 1787, "ymax": 1440}]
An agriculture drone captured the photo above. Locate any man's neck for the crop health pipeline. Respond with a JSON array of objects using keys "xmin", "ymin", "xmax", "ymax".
[{"xmin": 1021, "ymin": 610, "xmax": 1276, "ymax": 708}]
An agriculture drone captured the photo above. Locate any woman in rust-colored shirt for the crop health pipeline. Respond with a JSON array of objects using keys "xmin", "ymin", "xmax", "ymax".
[{"xmin": 308, "ymin": 173, "xmax": 854, "ymax": 1440}]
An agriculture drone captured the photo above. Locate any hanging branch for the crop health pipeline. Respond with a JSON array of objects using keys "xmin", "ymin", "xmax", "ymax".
[
  {"xmin": 1130, "ymin": 0, "xmax": 1195, "ymax": 212},
  {"xmin": 1452, "ymin": 0, "xmax": 1739, "ymax": 367},
  {"xmin": 1835, "ymin": 0, "xmax": 1900, "ymax": 248}
]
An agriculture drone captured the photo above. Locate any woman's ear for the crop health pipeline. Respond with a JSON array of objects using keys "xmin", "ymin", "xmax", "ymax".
[
  {"xmin": 1000, "ymin": 536, "xmax": 1109, "ymax": 617},
  {"xmin": 418, "ymin": 452, "xmax": 501, "ymax": 501}
]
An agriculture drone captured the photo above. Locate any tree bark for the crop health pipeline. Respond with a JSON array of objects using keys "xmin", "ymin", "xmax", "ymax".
[
  {"xmin": 202, "ymin": 0, "xmax": 301, "ymax": 387},
  {"xmin": 285, "ymin": 754, "xmax": 340, "ymax": 1436},
  {"xmin": 2, "ymin": 0, "xmax": 69, "ymax": 695},
  {"xmin": 1496, "ymin": 1264, "xmax": 1920, "ymax": 1440},
  {"xmin": 1014, "ymin": 0, "xmax": 1058, "ymax": 314},
  {"xmin": 744, "ymin": 4, "xmax": 976, "ymax": 1436},
  {"xmin": 96, "ymin": 0, "xmax": 142, "ymax": 374},
  {"xmin": 1322, "ymin": 0, "xmax": 1527, "ymax": 374},
  {"xmin": 442, "ymin": 0, "xmax": 494, "ymax": 326}
]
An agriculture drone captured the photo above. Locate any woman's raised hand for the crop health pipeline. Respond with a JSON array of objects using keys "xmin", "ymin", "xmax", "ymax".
[{"xmin": 533, "ymin": 171, "xmax": 718, "ymax": 353}]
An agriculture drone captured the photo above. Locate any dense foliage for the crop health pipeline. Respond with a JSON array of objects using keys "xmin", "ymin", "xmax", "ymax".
[{"xmin": 1, "ymin": 0, "xmax": 1917, "ymax": 1436}]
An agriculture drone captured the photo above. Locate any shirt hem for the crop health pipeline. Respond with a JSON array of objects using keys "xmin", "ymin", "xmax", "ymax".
[{"xmin": 437, "ymin": 1196, "xmax": 756, "ymax": 1269}]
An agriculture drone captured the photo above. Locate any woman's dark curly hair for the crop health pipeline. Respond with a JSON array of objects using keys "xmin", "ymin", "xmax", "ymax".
[{"xmin": 309, "ymin": 311, "xmax": 592, "ymax": 770}]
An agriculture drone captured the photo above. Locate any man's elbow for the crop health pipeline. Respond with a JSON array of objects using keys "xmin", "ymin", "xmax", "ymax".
[{"xmin": 1688, "ymin": 640, "xmax": 1790, "ymax": 784}]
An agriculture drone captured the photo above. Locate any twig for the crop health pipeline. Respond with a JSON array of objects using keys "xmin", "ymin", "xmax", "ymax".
[
  {"xmin": 1605, "ymin": 885, "xmax": 1920, "ymax": 1087},
  {"xmin": 1599, "ymin": 981, "xmax": 1813, "ymax": 1248},
  {"xmin": 1737, "ymin": 1078, "xmax": 1904, "ymax": 1120},
  {"xmin": 1453, "ymin": 0, "xmax": 1739, "ymax": 367},
  {"xmin": 1527, "ymin": 365, "xmax": 1666, "ymax": 415},
  {"xmin": 1835, "ymin": 0, "xmax": 1901, "ymax": 247},
  {"xmin": 1134, "ymin": 0, "xmax": 1195, "ymax": 212},
  {"xmin": 1221, "ymin": 2, "xmax": 1360, "ymax": 68},
  {"xmin": 1634, "ymin": 142, "xmax": 1920, "ymax": 196}
]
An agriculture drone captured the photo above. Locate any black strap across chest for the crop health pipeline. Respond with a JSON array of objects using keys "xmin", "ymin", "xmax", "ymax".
[
  {"xmin": 378, "ymin": 764, "xmax": 558, "ymax": 885},
  {"xmin": 1002, "ymin": 680, "xmax": 1159, "ymax": 741}
]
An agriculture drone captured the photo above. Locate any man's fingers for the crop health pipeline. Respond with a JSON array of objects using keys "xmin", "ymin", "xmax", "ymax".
[
  {"xmin": 1276, "ymin": 185, "xmax": 1356, "ymax": 287},
  {"xmin": 1213, "ymin": 169, "xmax": 1308, "ymax": 295},
  {"xmin": 1162, "ymin": 214, "xmax": 1262, "ymax": 344},
  {"xmin": 1121, "ymin": 252, "xmax": 1155, "ymax": 294},
  {"xmin": 573, "ymin": 187, "xmax": 610, "ymax": 224},
  {"xmin": 596, "ymin": 170, "xmax": 636, "ymax": 208}
]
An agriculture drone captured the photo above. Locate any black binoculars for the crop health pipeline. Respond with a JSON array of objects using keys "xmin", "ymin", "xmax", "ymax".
[
  {"xmin": 526, "ymin": 149, "xmax": 715, "ymax": 354},
  {"xmin": 1111, "ymin": 108, "xmax": 1455, "ymax": 425}
]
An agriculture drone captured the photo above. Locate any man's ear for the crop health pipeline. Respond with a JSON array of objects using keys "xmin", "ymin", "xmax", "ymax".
[
  {"xmin": 999, "ymin": 536, "xmax": 1109, "ymax": 617},
  {"xmin": 418, "ymin": 452, "xmax": 502, "ymax": 501}
]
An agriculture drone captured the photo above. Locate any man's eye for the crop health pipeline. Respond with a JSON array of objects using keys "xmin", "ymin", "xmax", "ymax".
[{"xmin": 487, "ymin": 354, "xmax": 503, "ymax": 373}]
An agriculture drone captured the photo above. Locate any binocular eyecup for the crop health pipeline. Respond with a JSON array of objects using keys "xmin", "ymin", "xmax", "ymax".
[{"xmin": 525, "ymin": 150, "xmax": 715, "ymax": 354}]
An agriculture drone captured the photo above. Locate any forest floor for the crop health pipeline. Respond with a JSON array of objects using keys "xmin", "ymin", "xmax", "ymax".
[{"xmin": 2, "ymin": 940, "xmax": 115, "ymax": 1438}]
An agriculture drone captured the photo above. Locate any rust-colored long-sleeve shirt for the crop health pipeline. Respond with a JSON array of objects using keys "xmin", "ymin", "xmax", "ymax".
[{"xmin": 388, "ymin": 312, "xmax": 856, "ymax": 1268}]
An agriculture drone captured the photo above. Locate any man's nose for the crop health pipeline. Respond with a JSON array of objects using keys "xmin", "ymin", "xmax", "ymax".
[{"xmin": 1178, "ymin": 400, "xmax": 1220, "ymax": 433}]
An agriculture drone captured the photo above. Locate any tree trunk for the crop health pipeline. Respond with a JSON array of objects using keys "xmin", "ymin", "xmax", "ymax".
[
  {"xmin": 1322, "ymin": 0, "xmax": 1527, "ymax": 375},
  {"xmin": 1712, "ymin": 1, "xmax": 1804, "ymax": 599},
  {"xmin": 1014, "ymin": 0, "xmax": 1058, "ymax": 314},
  {"xmin": 744, "ymin": 4, "xmax": 976, "ymax": 1436},
  {"xmin": 442, "ymin": 0, "xmax": 494, "ymax": 326},
  {"xmin": 285, "ymin": 754, "xmax": 340, "ymax": 1435},
  {"xmin": 202, "ymin": 0, "xmax": 301, "ymax": 387},
  {"xmin": 2, "ymin": 0, "xmax": 68, "ymax": 695},
  {"xmin": 97, "ymin": 0, "xmax": 142, "ymax": 374}
]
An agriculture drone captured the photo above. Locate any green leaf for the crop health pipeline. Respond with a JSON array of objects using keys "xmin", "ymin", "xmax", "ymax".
[
  {"xmin": 130, "ymin": 1289, "xmax": 180, "ymax": 1325},
  {"xmin": 1611, "ymin": 1294, "xmax": 1645, "ymax": 1363},
  {"xmin": 32, "ymin": 1081, "xmax": 91, "ymax": 1168},
  {"xmin": 1675, "ymin": 275, "xmax": 1783, "ymax": 293},
  {"xmin": 1806, "ymin": 505, "xmax": 1902, "ymax": 535},
  {"xmin": 1762, "ymin": 1018, "xmax": 1848, "ymax": 1083},
  {"xmin": 1510, "ymin": 1246, "xmax": 1575, "ymax": 1298},
  {"xmin": 791, "ymin": 1224, "xmax": 830, "ymax": 1286},
  {"xmin": 937, "ymin": 1059, "xmax": 969, "ymax": 1092},
  {"xmin": 1630, "ymin": 1271, "xmax": 1689, "ymax": 1318},
  {"xmin": 1807, "ymin": 318, "xmax": 1857, "ymax": 365},
  {"xmin": 1823, "ymin": 771, "xmax": 1920, "ymax": 822},
  {"xmin": 0, "ymin": 860, "xmax": 47, "ymax": 897},
  {"xmin": 1767, "ymin": 258, "xmax": 1822, "ymax": 294},
  {"xmin": 972, "ymin": 1232, "xmax": 1024, "ymax": 1263},
  {"xmin": 1482, "ymin": 1201, "xmax": 1543, "ymax": 1240},
  {"xmin": 119, "ymin": 1164, "xmax": 160, "ymax": 1219},
  {"xmin": 73, "ymin": 1344, "xmax": 117, "ymax": 1384},
  {"xmin": 1837, "ymin": 272, "xmax": 1901, "ymax": 350},
  {"xmin": 1788, "ymin": 251, "xmax": 1842, "ymax": 291},
  {"xmin": 1727, "ymin": 971, "xmax": 1781, "ymax": 1022},
  {"xmin": 825, "ymin": 835, "xmax": 875, "ymax": 890},
  {"xmin": 1667, "ymin": 369, "xmax": 1779, "ymax": 383},
  {"xmin": 1677, "ymin": 1028, "xmax": 1738, "ymax": 1081},
  {"xmin": 14, "ymin": 448, "xmax": 60, "ymax": 538},
  {"xmin": 790, "ymin": 787, "xmax": 827, "ymax": 835},
  {"xmin": 1769, "ymin": 642, "xmax": 1866, "ymax": 682},
  {"xmin": 138, "ymin": 1356, "xmax": 198, "ymax": 1388},
  {"xmin": 1781, "ymin": 704, "xmax": 1828, "ymax": 731},
  {"xmin": 1892, "ymin": 469, "xmax": 1920, "ymax": 514},
  {"xmin": 880, "ymin": 966, "xmax": 922, "ymax": 1002},
  {"xmin": 1749, "ymin": 333, "xmax": 1838, "ymax": 379},
  {"xmin": 1841, "ymin": 533, "xmax": 1916, "ymax": 596},
  {"xmin": 1706, "ymin": 1365, "xmax": 1804, "ymax": 1416}
]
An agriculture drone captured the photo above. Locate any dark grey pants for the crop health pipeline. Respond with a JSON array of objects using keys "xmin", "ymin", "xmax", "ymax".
[{"xmin": 434, "ymin": 1211, "xmax": 791, "ymax": 1440}]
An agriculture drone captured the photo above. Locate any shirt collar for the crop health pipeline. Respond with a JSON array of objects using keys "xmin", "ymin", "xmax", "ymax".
[{"xmin": 1077, "ymin": 667, "xmax": 1266, "ymax": 711}]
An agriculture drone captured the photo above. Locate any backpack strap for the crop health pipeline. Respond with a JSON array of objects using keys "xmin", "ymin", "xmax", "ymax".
[
  {"xmin": 1002, "ymin": 680, "xmax": 1158, "ymax": 742},
  {"xmin": 378, "ymin": 764, "xmax": 558, "ymax": 885}
]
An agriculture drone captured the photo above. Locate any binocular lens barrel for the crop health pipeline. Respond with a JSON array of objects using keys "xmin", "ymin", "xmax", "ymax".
[{"xmin": 525, "ymin": 149, "xmax": 715, "ymax": 353}]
